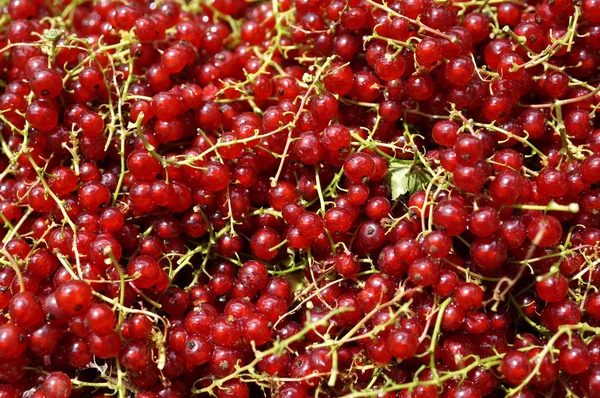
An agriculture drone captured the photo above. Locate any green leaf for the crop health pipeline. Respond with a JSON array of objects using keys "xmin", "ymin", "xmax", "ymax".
[{"xmin": 389, "ymin": 160, "xmax": 428, "ymax": 200}]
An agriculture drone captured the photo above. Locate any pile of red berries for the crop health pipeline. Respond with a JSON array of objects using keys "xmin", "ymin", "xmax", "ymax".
[{"xmin": 0, "ymin": 0, "xmax": 599, "ymax": 396}]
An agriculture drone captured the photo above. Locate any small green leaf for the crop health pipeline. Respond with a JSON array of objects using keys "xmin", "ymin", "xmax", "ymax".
[
  {"xmin": 390, "ymin": 163, "xmax": 412, "ymax": 199},
  {"xmin": 389, "ymin": 160, "xmax": 428, "ymax": 200},
  {"xmin": 44, "ymin": 29, "xmax": 62, "ymax": 41}
]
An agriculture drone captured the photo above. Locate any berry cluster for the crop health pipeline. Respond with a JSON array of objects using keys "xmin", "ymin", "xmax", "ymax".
[{"xmin": 0, "ymin": 0, "xmax": 599, "ymax": 397}]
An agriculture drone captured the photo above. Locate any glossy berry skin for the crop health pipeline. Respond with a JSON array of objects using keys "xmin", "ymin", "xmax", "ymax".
[
  {"xmin": 541, "ymin": 299, "xmax": 582, "ymax": 331},
  {"xmin": 536, "ymin": 169, "xmax": 568, "ymax": 198},
  {"xmin": 501, "ymin": 349, "xmax": 531, "ymax": 385},
  {"xmin": 43, "ymin": 372, "xmax": 72, "ymax": 398},
  {"xmin": 183, "ymin": 334, "xmax": 212, "ymax": 366},
  {"xmin": 536, "ymin": 274, "xmax": 568, "ymax": 303},
  {"xmin": 586, "ymin": 293, "xmax": 600, "ymax": 319},
  {"xmin": 432, "ymin": 200, "xmax": 467, "ymax": 236},
  {"xmin": 238, "ymin": 260, "xmax": 269, "ymax": 291},
  {"xmin": 581, "ymin": 154, "xmax": 600, "ymax": 183},
  {"xmin": 127, "ymin": 150, "xmax": 161, "ymax": 181},
  {"xmin": 211, "ymin": 315, "xmax": 241, "ymax": 347},
  {"xmin": 500, "ymin": 218, "xmax": 527, "ymax": 249},
  {"xmin": 406, "ymin": 75, "xmax": 435, "ymax": 101},
  {"xmin": 250, "ymin": 228, "xmax": 281, "ymax": 261},
  {"xmin": 374, "ymin": 54, "xmax": 406, "ymax": 81},
  {"xmin": 422, "ymin": 231, "xmax": 452, "ymax": 258},
  {"xmin": 358, "ymin": 220, "xmax": 387, "ymax": 251},
  {"xmin": 30, "ymin": 69, "xmax": 63, "ymax": 99},
  {"xmin": 394, "ymin": 238, "xmax": 423, "ymax": 266},
  {"xmin": 88, "ymin": 330, "xmax": 121, "ymax": 358},
  {"xmin": 217, "ymin": 379, "xmax": 250, "ymax": 398},
  {"xmin": 453, "ymin": 165, "xmax": 486, "ymax": 193},
  {"xmin": 469, "ymin": 207, "xmax": 500, "ymax": 237},
  {"xmin": 558, "ymin": 340, "xmax": 591, "ymax": 375},
  {"xmin": 489, "ymin": 171, "xmax": 522, "ymax": 205},
  {"xmin": 493, "ymin": 149, "xmax": 523, "ymax": 172},
  {"xmin": 78, "ymin": 182, "xmax": 111, "ymax": 213},
  {"xmin": 471, "ymin": 235, "xmax": 507, "ymax": 269},
  {"xmin": 416, "ymin": 38, "xmax": 442, "ymax": 66},
  {"xmin": 8, "ymin": 291, "xmax": 44, "ymax": 328},
  {"xmin": 324, "ymin": 207, "xmax": 353, "ymax": 233},
  {"xmin": 386, "ymin": 328, "xmax": 418, "ymax": 360},
  {"xmin": 55, "ymin": 280, "xmax": 93, "ymax": 316},
  {"xmin": 49, "ymin": 167, "xmax": 78, "ymax": 195},
  {"xmin": 443, "ymin": 381, "xmax": 482, "ymax": 398},
  {"xmin": 127, "ymin": 255, "xmax": 161, "ymax": 289},
  {"xmin": 454, "ymin": 283, "xmax": 483, "ymax": 310},
  {"xmin": 209, "ymin": 347, "xmax": 244, "ymax": 377},
  {"xmin": 344, "ymin": 153, "xmax": 375, "ymax": 183},
  {"xmin": 119, "ymin": 340, "xmax": 151, "ymax": 372},
  {"xmin": 242, "ymin": 313, "xmax": 271, "ymax": 346},
  {"xmin": 408, "ymin": 258, "xmax": 439, "ymax": 286},
  {"xmin": 527, "ymin": 215, "xmax": 562, "ymax": 247},
  {"xmin": 445, "ymin": 56, "xmax": 474, "ymax": 86},
  {"xmin": 481, "ymin": 95, "xmax": 511, "ymax": 122},
  {"xmin": 432, "ymin": 120, "xmax": 459, "ymax": 147},
  {"xmin": 297, "ymin": 212, "xmax": 324, "ymax": 239},
  {"xmin": 364, "ymin": 196, "xmax": 389, "ymax": 221},
  {"xmin": 269, "ymin": 181, "xmax": 299, "ymax": 211},
  {"xmin": 85, "ymin": 303, "xmax": 117, "ymax": 336},
  {"xmin": 497, "ymin": 53, "xmax": 524, "ymax": 81},
  {"xmin": 0, "ymin": 323, "xmax": 27, "ymax": 359},
  {"xmin": 580, "ymin": 364, "xmax": 600, "ymax": 397},
  {"xmin": 27, "ymin": 100, "xmax": 59, "ymax": 132},
  {"xmin": 321, "ymin": 124, "xmax": 350, "ymax": 151}
]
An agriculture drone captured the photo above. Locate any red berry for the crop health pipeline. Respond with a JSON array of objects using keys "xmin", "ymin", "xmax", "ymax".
[
  {"xmin": 43, "ymin": 372, "xmax": 72, "ymax": 398},
  {"xmin": 55, "ymin": 280, "xmax": 93, "ymax": 316}
]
